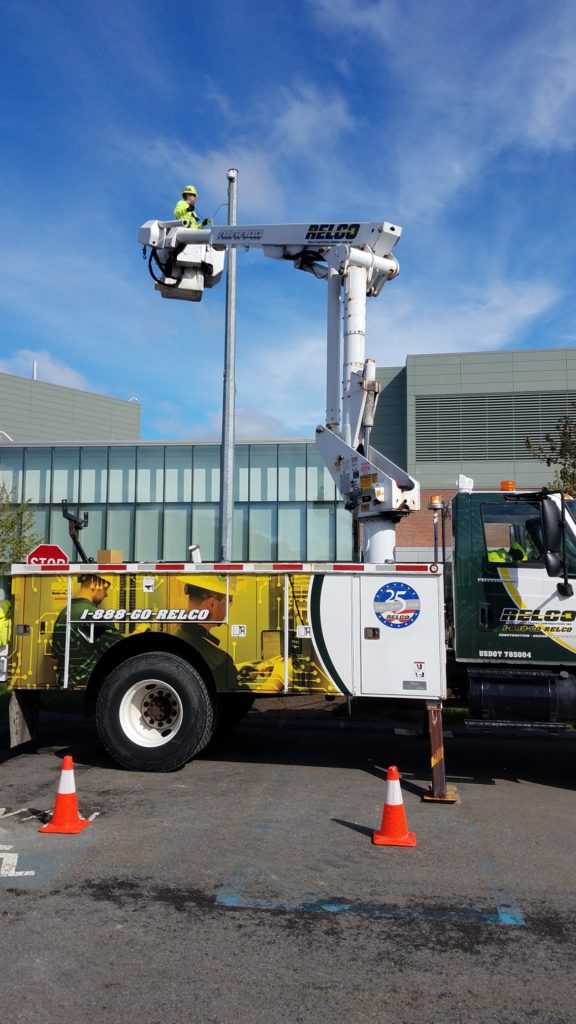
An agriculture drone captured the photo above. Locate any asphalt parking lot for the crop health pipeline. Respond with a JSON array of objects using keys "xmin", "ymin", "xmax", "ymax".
[{"xmin": 1, "ymin": 708, "xmax": 575, "ymax": 1024}]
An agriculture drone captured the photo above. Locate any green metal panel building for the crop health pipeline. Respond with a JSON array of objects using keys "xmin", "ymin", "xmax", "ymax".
[
  {"xmin": 373, "ymin": 348, "xmax": 576, "ymax": 491},
  {"xmin": 0, "ymin": 372, "xmax": 140, "ymax": 443}
]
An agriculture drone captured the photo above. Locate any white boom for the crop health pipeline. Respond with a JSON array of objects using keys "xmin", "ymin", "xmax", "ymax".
[{"xmin": 139, "ymin": 217, "xmax": 420, "ymax": 562}]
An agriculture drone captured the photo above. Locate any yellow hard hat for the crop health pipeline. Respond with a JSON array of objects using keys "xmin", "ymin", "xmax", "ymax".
[
  {"xmin": 182, "ymin": 184, "xmax": 198, "ymax": 196},
  {"xmin": 178, "ymin": 574, "xmax": 230, "ymax": 595},
  {"xmin": 77, "ymin": 573, "xmax": 110, "ymax": 588}
]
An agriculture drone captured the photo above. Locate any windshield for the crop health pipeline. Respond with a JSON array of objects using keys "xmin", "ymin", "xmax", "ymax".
[{"xmin": 481, "ymin": 501, "xmax": 545, "ymax": 565}]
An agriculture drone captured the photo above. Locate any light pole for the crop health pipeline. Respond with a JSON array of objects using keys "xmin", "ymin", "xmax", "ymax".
[{"xmin": 219, "ymin": 168, "xmax": 238, "ymax": 561}]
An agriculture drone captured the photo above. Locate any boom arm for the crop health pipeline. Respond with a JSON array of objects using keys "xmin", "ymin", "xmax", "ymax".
[{"xmin": 139, "ymin": 216, "xmax": 420, "ymax": 562}]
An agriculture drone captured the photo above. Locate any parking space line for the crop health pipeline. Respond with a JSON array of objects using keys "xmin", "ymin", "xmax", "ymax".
[
  {"xmin": 215, "ymin": 887, "xmax": 521, "ymax": 925},
  {"xmin": 478, "ymin": 857, "xmax": 525, "ymax": 926},
  {"xmin": 215, "ymin": 864, "xmax": 524, "ymax": 925}
]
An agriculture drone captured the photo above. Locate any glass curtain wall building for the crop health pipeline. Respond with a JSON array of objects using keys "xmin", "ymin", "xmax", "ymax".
[{"xmin": 0, "ymin": 442, "xmax": 353, "ymax": 563}]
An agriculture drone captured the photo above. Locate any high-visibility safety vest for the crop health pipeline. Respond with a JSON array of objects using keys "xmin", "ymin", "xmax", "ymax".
[
  {"xmin": 0, "ymin": 600, "xmax": 11, "ymax": 645},
  {"xmin": 173, "ymin": 200, "xmax": 204, "ymax": 229}
]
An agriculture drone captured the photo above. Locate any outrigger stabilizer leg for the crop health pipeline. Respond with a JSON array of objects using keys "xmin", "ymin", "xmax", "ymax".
[{"xmin": 422, "ymin": 702, "xmax": 458, "ymax": 803}]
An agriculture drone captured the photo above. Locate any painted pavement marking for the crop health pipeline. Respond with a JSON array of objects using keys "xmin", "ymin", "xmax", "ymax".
[
  {"xmin": 215, "ymin": 863, "xmax": 524, "ymax": 926},
  {"xmin": 0, "ymin": 844, "xmax": 35, "ymax": 877}
]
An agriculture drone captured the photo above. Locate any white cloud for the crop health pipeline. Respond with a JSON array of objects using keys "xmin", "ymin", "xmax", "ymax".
[
  {"xmin": 309, "ymin": 0, "xmax": 399, "ymax": 42},
  {"xmin": 234, "ymin": 406, "xmax": 300, "ymax": 440},
  {"xmin": 121, "ymin": 77, "xmax": 357, "ymax": 221},
  {"xmin": 369, "ymin": 279, "xmax": 562, "ymax": 363},
  {"xmin": 151, "ymin": 401, "xmax": 305, "ymax": 443},
  {"xmin": 309, "ymin": 0, "xmax": 576, "ymax": 220},
  {"xmin": 273, "ymin": 83, "xmax": 354, "ymax": 153},
  {"xmin": 236, "ymin": 329, "xmax": 327, "ymax": 436},
  {"xmin": 151, "ymin": 401, "xmax": 200, "ymax": 440},
  {"xmin": 132, "ymin": 136, "xmax": 286, "ymax": 220},
  {"xmin": 493, "ymin": 34, "xmax": 576, "ymax": 152},
  {"xmin": 0, "ymin": 349, "xmax": 90, "ymax": 390}
]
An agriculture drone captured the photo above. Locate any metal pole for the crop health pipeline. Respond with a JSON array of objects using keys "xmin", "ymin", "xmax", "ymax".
[{"xmin": 219, "ymin": 168, "xmax": 238, "ymax": 561}]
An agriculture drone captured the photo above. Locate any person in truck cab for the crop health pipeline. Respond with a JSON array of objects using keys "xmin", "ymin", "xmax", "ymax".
[{"xmin": 487, "ymin": 541, "xmax": 527, "ymax": 563}]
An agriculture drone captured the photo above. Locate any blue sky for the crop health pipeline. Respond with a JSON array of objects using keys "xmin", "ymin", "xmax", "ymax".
[{"xmin": 1, "ymin": 0, "xmax": 576, "ymax": 440}]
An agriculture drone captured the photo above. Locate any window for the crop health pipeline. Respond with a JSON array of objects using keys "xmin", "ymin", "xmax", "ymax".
[
  {"xmin": 135, "ymin": 506, "xmax": 162, "ymax": 561},
  {"xmin": 80, "ymin": 447, "xmax": 108, "ymax": 503},
  {"xmin": 249, "ymin": 505, "xmax": 277, "ymax": 560},
  {"xmin": 234, "ymin": 446, "xmax": 249, "ymax": 501},
  {"xmin": 306, "ymin": 445, "xmax": 335, "ymax": 501},
  {"xmin": 481, "ymin": 502, "xmax": 544, "ymax": 564},
  {"xmin": 278, "ymin": 504, "xmax": 305, "ymax": 560},
  {"xmin": 23, "ymin": 449, "xmax": 51, "ymax": 503},
  {"xmin": 52, "ymin": 448, "xmax": 80, "ymax": 504},
  {"xmin": 193, "ymin": 447, "xmax": 220, "ymax": 502},
  {"xmin": 233, "ymin": 505, "xmax": 249, "ymax": 560},
  {"xmin": 163, "ymin": 506, "xmax": 191, "ymax": 560},
  {"xmin": 165, "ymin": 447, "xmax": 192, "ymax": 502},
  {"xmin": 307, "ymin": 505, "xmax": 335, "ymax": 561},
  {"xmin": 106, "ymin": 507, "xmax": 134, "ymax": 560},
  {"xmin": 109, "ymin": 448, "xmax": 136, "ymax": 503},
  {"xmin": 0, "ymin": 449, "xmax": 23, "ymax": 499},
  {"xmin": 249, "ymin": 446, "xmax": 277, "ymax": 501},
  {"xmin": 278, "ymin": 444, "xmax": 306, "ymax": 500},
  {"xmin": 30, "ymin": 507, "xmax": 49, "ymax": 545},
  {"xmin": 192, "ymin": 504, "xmax": 219, "ymax": 560},
  {"xmin": 137, "ymin": 448, "xmax": 164, "ymax": 503},
  {"xmin": 336, "ymin": 506, "xmax": 353, "ymax": 561}
]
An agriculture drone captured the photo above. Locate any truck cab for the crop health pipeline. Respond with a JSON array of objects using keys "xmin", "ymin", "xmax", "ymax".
[{"xmin": 450, "ymin": 488, "xmax": 576, "ymax": 721}]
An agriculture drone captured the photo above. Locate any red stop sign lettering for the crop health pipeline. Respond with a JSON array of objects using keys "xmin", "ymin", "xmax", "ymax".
[{"xmin": 26, "ymin": 544, "xmax": 69, "ymax": 567}]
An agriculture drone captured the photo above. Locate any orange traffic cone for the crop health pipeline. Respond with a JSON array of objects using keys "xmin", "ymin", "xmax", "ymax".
[
  {"xmin": 372, "ymin": 765, "xmax": 416, "ymax": 847},
  {"xmin": 39, "ymin": 755, "xmax": 90, "ymax": 834}
]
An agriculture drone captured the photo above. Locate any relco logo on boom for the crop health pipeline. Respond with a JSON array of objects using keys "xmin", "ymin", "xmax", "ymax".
[{"xmin": 305, "ymin": 223, "xmax": 360, "ymax": 242}]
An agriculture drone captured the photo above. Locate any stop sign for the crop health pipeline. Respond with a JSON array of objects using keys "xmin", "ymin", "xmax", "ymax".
[{"xmin": 26, "ymin": 544, "xmax": 69, "ymax": 567}]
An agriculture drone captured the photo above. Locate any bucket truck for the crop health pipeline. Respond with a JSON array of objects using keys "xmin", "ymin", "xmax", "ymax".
[{"xmin": 4, "ymin": 214, "xmax": 576, "ymax": 794}]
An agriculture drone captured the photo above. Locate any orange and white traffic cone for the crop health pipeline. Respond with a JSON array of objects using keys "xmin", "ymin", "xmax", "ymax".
[
  {"xmin": 39, "ymin": 755, "xmax": 90, "ymax": 834},
  {"xmin": 372, "ymin": 765, "xmax": 416, "ymax": 847}
]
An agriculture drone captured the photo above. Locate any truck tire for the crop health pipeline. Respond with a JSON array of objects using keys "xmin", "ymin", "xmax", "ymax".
[{"xmin": 95, "ymin": 652, "xmax": 215, "ymax": 772}]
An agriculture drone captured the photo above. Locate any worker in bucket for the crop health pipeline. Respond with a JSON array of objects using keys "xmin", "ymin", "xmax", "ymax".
[
  {"xmin": 176, "ymin": 575, "xmax": 237, "ymax": 690},
  {"xmin": 52, "ymin": 574, "xmax": 121, "ymax": 686},
  {"xmin": 173, "ymin": 185, "xmax": 212, "ymax": 229}
]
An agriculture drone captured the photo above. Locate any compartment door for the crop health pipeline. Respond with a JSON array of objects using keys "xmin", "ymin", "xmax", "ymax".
[{"xmin": 359, "ymin": 574, "xmax": 446, "ymax": 699}]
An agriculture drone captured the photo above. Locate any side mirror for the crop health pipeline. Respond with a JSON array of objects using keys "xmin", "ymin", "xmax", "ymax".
[
  {"xmin": 541, "ymin": 496, "xmax": 562, "ymax": 554},
  {"xmin": 544, "ymin": 551, "xmax": 562, "ymax": 577},
  {"xmin": 541, "ymin": 494, "xmax": 574, "ymax": 593}
]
